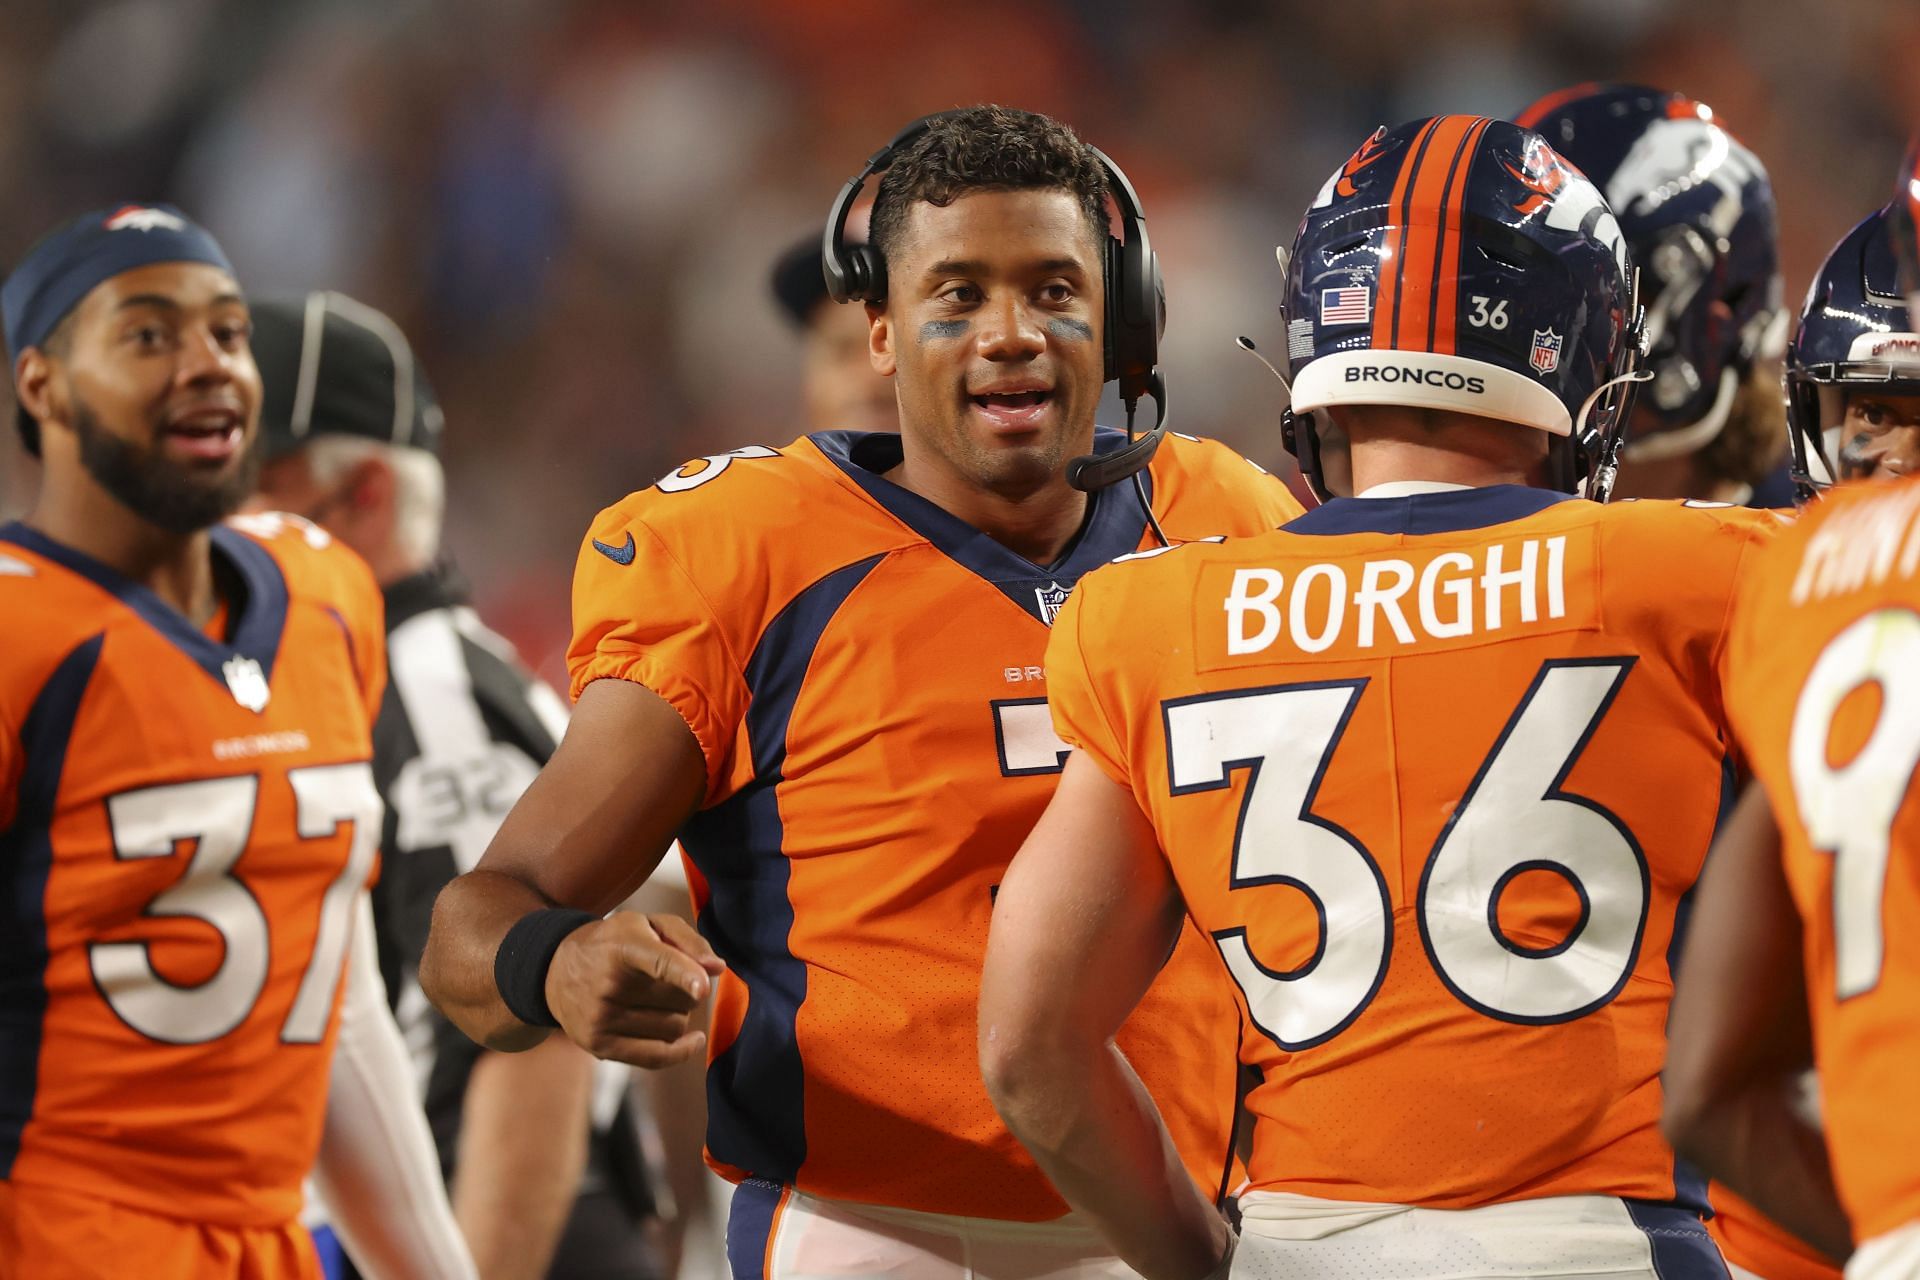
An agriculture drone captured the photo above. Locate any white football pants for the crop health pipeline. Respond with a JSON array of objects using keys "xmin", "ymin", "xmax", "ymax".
[
  {"xmin": 1229, "ymin": 1191, "xmax": 1730, "ymax": 1280},
  {"xmin": 726, "ymin": 1179, "xmax": 1141, "ymax": 1279}
]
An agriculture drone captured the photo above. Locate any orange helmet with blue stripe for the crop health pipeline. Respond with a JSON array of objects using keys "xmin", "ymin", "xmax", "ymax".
[{"xmin": 1280, "ymin": 115, "xmax": 1644, "ymax": 500}]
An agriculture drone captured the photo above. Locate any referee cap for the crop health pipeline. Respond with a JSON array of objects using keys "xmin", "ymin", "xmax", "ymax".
[{"xmin": 251, "ymin": 291, "xmax": 443, "ymax": 461}]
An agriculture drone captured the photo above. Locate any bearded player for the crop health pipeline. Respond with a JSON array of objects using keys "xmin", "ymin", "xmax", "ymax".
[{"xmin": 0, "ymin": 207, "xmax": 471, "ymax": 1279}]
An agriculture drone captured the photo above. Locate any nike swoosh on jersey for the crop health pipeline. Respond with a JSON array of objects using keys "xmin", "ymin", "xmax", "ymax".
[{"xmin": 592, "ymin": 533, "xmax": 636, "ymax": 565}]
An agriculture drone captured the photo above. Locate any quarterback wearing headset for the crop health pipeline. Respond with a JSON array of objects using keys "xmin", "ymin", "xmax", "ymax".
[
  {"xmin": 980, "ymin": 115, "xmax": 1781, "ymax": 1280},
  {"xmin": 422, "ymin": 105, "xmax": 1302, "ymax": 1279}
]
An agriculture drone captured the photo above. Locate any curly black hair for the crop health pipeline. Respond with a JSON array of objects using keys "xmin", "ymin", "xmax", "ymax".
[{"xmin": 869, "ymin": 105, "xmax": 1110, "ymax": 279}]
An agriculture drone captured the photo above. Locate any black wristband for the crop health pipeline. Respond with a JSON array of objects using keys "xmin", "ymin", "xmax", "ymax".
[{"xmin": 494, "ymin": 908, "xmax": 597, "ymax": 1028}]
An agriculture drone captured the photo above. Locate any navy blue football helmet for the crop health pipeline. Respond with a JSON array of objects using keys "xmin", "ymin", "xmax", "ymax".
[
  {"xmin": 1519, "ymin": 84, "xmax": 1783, "ymax": 462},
  {"xmin": 1894, "ymin": 136, "xmax": 1920, "ymax": 331},
  {"xmin": 1281, "ymin": 115, "xmax": 1644, "ymax": 500},
  {"xmin": 1784, "ymin": 207, "xmax": 1920, "ymax": 496}
]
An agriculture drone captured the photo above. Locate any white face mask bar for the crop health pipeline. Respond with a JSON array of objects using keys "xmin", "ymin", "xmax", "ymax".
[{"xmin": 1577, "ymin": 368, "xmax": 1658, "ymax": 502}]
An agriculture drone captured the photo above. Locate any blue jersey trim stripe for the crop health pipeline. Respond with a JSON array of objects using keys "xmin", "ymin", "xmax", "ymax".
[
  {"xmin": 681, "ymin": 554, "xmax": 883, "ymax": 1185},
  {"xmin": 809, "ymin": 429, "xmax": 1153, "ymax": 623},
  {"xmin": 0, "ymin": 523, "xmax": 290, "ymax": 689},
  {"xmin": 0, "ymin": 633, "xmax": 105, "ymax": 1177},
  {"xmin": 1282, "ymin": 484, "xmax": 1575, "ymax": 537},
  {"xmin": 725, "ymin": 1178, "xmax": 784, "ymax": 1279},
  {"xmin": 1624, "ymin": 1199, "xmax": 1731, "ymax": 1278}
]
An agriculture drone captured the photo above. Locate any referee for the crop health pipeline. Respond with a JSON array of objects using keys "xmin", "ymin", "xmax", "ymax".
[{"xmin": 245, "ymin": 293, "xmax": 667, "ymax": 1280}]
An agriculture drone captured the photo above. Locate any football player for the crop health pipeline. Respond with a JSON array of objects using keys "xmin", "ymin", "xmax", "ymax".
[
  {"xmin": 1891, "ymin": 137, "xmax": 1920, "ymax": 329},
  {"xmin": 1784, "ymin": 208, "xmax": 1920, "ymax": 491},
  {"xmin": 1662, "ymin": 163, "xmax": 1920, "ymax": 1280},
  {"xmin": 1521, "ymin": 82, "xmax": 1820, "ymax": 1280},
  {"xmin": 419, "ymin": 105, "xmax": 1303, "ymax": 1279},
  {"xmin": 0, "ymin": 209, "xmax": 472, "ymax": 1277},
  {"xmin": 981, "ymin": 115, "xmax": 1775, "ymax": 1279},
  {"xmin": 1521, "ymin": 83, "xmax": 1791, "ymax": 506}
]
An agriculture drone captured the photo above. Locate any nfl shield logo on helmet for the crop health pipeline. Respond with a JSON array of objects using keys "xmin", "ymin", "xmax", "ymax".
[
  {"xmin": 1034, "ymin": 582, "xmax": 1071, "ymax": 626},
  {"xmin": 1530, "ymin": 328, "xmax": 1563, "ymax": 376},
  {"xmin": 222, "ymin": 654, "xmax": 270, "ymax": 713}
]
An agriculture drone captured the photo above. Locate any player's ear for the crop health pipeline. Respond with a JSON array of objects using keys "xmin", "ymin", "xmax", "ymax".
[
  {"xmin": 867, "ymin": 303, "xmax": 897, "ymax": 378},
  {"xmin": 14, "ymin": 348, "xmax": 59, "ymax": 428},
  {"xmin": 348, "ymin": 456, "xmax": 392, "ymax": 511}
]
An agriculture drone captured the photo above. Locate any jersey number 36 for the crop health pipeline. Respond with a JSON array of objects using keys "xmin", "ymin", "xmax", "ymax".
[{"xmin": 1166, "ymin": 658, "xmax": 1647, "ymax": 1050}]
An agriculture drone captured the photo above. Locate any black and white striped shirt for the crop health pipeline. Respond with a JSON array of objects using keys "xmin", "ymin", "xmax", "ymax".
[{"xmin": 369, "ymin": 563, "xmax": 656, "ymax": 1222}]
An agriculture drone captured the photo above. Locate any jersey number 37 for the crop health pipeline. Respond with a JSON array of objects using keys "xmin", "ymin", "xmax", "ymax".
[{"xmin": 92, "ymin": 763, "xmax": 381, "ymax": 1046}]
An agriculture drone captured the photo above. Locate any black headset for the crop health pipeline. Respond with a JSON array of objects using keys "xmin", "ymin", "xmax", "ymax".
[{"xmin": 822, "ymin": 112, "xmax": 1169, "ymax": 495}]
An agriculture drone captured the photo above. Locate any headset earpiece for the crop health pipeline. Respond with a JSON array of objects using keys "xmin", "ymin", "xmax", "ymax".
[
  {"xmin": 822, "ymin": 114, "xmax": 960, "ymax": 306},
  {"xmin": 1086, "ymin": 144, "xmax": 1162, "ymax": 406}
]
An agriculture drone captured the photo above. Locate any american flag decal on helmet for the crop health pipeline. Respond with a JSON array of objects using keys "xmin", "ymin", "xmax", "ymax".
[{"xmin": 1320, "ymin": 288, "xmax": 1371, "ymax": 325}]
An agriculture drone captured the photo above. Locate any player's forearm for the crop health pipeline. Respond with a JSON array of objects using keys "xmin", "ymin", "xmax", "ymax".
[
  {"xmin": 1667, "ymin": 1075, "xmax": 1850, "ymax": 1262},
  {"xmin": 454, "ymin": 1040, "xmax": 594, "ymax": 1280},
  {"xmin": 420, "ymin": 869, "xmax": 554, "ymax": 1051},
  {"xmin": 986, "ymin": 1039, "xmax": 1229, "ymax": 1280}
]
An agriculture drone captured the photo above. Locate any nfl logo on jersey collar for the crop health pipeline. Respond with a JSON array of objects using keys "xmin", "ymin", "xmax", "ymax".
[
  {"xmin": 223, "ymin": 654, "xmax": 270, "ymax": 713},
  {"xmin": 1531, "ymin": 329, "xmax": 1563, "ymax": 375},
  {"xmin": 1034, "ymin": 583, "xmax": 1071, "ymax": 625}
]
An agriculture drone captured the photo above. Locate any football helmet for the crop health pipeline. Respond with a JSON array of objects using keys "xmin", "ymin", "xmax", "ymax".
[
  {"xmin": 1784, "ymin": 206, "xmax": 1920, "ymax": 496},
  {"xmin": 1519, "ymin": 83, "xmax": 1783, "ymax": 461},
  {"xmin": 1893, "ymin": 136, "xmax": 1920, "ymax": 332},
  {"xmin": 1281, "ymin": 114, "xmax": 1643, "ymax": 500}
]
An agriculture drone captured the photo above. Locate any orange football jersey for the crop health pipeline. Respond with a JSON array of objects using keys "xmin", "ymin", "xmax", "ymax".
[
  {"xmin": 1048, "ymin": 485, "xmax": 1780, "ymax": 1209},
  {"xmin": 0, "ymin": 513, "xmax": 385, "ymax": 1228},
  {"xmin": 568, "ymin": 428, "xmax": 1300, "ymax": 1220},
  {"xmin": 1724, "ymin": 476, "xmax": 1920, "ymax": 1245}
]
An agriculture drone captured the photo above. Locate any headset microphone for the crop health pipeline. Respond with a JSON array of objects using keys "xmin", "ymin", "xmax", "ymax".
[{"xmin": 1064, "ymin": 371, "xmax": 1167, "ymax": 491}]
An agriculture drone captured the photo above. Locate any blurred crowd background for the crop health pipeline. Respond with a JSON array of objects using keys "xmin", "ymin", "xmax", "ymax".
[{"xmin": 1, "ymin": 0, "xmax": 1913, "ymax": 684}]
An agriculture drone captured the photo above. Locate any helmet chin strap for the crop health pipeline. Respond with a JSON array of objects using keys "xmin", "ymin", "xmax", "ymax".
[
  {"xmin": 1577, "ymin": 368, "xmax": 1657, "ymax": 502},
  {"xmin": 1618, "ymin": 365, "xmax": 1739, "ymax": 462}
]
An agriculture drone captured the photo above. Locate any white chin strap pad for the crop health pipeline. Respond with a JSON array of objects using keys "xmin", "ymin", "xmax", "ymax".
[{"xmin": 1291, "ymin": 349, "xmax": 1571, "ymax": 436}]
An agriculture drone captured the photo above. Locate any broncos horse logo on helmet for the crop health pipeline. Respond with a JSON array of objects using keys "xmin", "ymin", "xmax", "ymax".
[
  {"xmin": 1519, "ymin": 83, "xmax": 1784, "ymax": 467},
  {"xmin": 1785, "ymin": 206, "xmax": 1920, "ymax": 495},
  {"xmin": 1280, "ymin": 114, "xmax": 1644, "ymax": 502}
]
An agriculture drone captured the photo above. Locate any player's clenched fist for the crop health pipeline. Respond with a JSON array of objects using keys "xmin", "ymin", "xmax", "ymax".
[{"xmin": 545, "ymin": 913, "xmax": 726, "ymax": 1068}]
